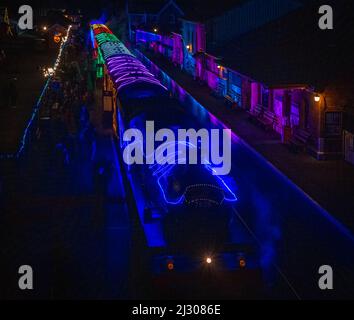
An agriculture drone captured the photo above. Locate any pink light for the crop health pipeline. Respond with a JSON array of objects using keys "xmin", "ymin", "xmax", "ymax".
[
  {"xmin": 106, "ymin": 54, "xmax": 166, "ymax": 93},
  {"xmin": 94, "ymin": 30, "xmax": 166, "ymax": 94}
]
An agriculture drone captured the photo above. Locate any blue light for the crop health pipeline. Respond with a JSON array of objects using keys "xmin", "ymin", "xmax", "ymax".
[
  {"xmin": 16, "ymin": 77, "xmax": 51, "ymax": 158},
  {"xmin": 90, "ymin": 11, "xmax": 108, "ymax": 26},
  {"xmin": 148, "ymin": 141, "xmax": 238, "ymax": 205},
  {"xmin": 90, "ymin": 28, "xmax": 95, "ymax": 49},
  {"xmin": 157, "ymin": 170, "xmax": 185, "ymax": 205},
  {"xmin": 17, "ymin": 83, "xmax": 51, "ymax": 158},
  {"xmin": 94, "ymin": 25, "xmax": 238, "ymax": 207},
  {"xmin": 204, "ymin": 164, "xmax": 238, "ymax": 202},
  {"xmin": 14, "ymin": 27, "xmax": 71, "ymax": 159}
]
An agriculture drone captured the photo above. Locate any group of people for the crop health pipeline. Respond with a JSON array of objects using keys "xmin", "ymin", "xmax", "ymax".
[
  {"xmin": 49, "ymin": 29, "xmax": 114, "ymax": 195},
  {"xmin": 38, "ymin": 29, "xmax": 96, "ymax": 170}
]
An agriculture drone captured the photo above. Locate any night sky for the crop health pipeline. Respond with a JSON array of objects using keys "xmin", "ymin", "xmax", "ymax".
[
  {"xmin": 1, "ymin": 0, "xmax": 340, "ymax": 20},
  {"xmin": 2, "ymin": 0, "xmax": 122, "ymax": 19}
]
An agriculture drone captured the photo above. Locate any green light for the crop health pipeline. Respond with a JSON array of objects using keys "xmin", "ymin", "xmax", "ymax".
[
  {"xmin": 96, "ymin": 48, "xmax": 104, "ymax": 78},
  {"xmin": 96, "ymin": 32, "xmax": 119, "ymax": 45},
  {"xmin": 97, "ymin": 47, "xmax": 105, "ymax": 64},
  {"xmin": 96, "ymin": 66, "xmax": 104, "ymax": 78}
]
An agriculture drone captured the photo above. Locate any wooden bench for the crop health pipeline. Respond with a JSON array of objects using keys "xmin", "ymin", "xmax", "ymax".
[
  {"xmin": 289, "ymin": 128, "xmax": 311, "ymax": 153},
  {"xmin": 258, "ymin": 110, "xmax": 278, "ymax": 131}
]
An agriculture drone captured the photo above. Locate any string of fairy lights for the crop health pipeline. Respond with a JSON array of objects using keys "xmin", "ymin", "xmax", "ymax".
[
  {"xmin": 0, "ymin": 25, "xmax": 72, "ymax": 160},
  {"xmin": 43, "ymin": 25, "xmax": 72, "ymax": 78}
]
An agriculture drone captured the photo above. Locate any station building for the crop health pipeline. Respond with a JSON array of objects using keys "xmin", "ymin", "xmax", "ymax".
[{"xmin": 129, "ymin": 0, "xmax": 353, "ymax": 161}]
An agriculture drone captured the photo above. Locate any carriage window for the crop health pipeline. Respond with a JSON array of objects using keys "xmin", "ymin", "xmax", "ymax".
[{"xmin": 325, "ymin": 112, "xmax": 342, "ymax": 136}]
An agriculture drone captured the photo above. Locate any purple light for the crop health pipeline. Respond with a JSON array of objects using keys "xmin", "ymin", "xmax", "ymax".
[
  {"xmin": 92, "ymin": 25, "xmax": 166, "ymax": 94},
  {"xmin": 147, "ymin": 141, "xmax": 238, "ymax": 205},
  {"xmin": 117, "ymin": 78, "xmax": 165, "ymax": 92},
  {"xmin": 106, "ymin": 54, "xmax": 166, "ymax": 93}
]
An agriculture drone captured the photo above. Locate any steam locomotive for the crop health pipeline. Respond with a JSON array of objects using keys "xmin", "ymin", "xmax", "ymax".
[{"xmin": 91, "ymin": 24, "xmax": 257, "ymax": 282}]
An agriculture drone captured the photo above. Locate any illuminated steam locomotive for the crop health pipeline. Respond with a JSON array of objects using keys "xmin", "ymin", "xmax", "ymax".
[{"xmin": 91, "ymin": 24, "xmax": 257, "ymax": 280}]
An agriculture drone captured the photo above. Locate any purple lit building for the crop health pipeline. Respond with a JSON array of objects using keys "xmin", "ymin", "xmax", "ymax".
[
  {"xmin": 208, "ymin": 3, "xmax": 353, "ymax": 160},
  {"xmin": 131, "ymin": 0, "xmax": 354, "ymax": 161}
]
